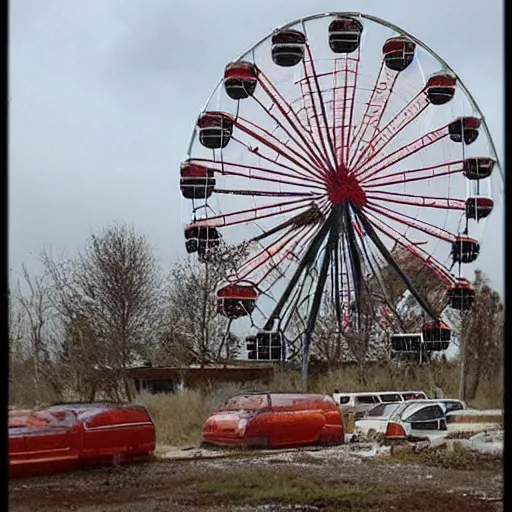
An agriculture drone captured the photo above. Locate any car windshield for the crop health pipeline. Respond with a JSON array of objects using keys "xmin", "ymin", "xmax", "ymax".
[
  {"xmin": 441, "ymin": 401, "xmax": 464, "ymax": 412},
  {"xmin": 402, "ymin": 392, "xmax": 426, "ymax": 400},
  {"xmin": 365, "ymin": 403, "xmax": 402, "ymax": 418},
  {"xmin": 9, "ymin": 410, "xmax": 76, "ymax": 429},
  {"xmin": 404, "ymin": 405, "xmax": 444, "ymax": 422},
  {"xmin": 379, "ymin": 394, "xmax": 402, "ymax": 403},
  {"xmin": 355, "ymin": 395, "xmax": 378, "ymax": 404},
  {"xmin": 218, "ymin": 394, "xmax": 270, "ymax": 412}
]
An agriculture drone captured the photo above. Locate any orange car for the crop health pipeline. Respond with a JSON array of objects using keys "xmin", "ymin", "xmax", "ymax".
[
  {"xmin": 202, "ymin": 392, "xmax": 344, "ymax": 448},
  {"xmin": 9, "ymin": 402, "xmax": 155, "ymax": 478}
]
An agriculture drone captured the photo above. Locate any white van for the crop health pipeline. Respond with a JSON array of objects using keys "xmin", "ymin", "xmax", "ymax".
[{"xmin": 332, "ymin": 390, "xmax": 428, "ymax": 419}]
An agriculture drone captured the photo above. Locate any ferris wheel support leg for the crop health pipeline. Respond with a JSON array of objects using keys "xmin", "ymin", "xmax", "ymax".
[
  {"xmin": 301, "ymin": 207, "xmax": 341, "ymax": 391},
  {"xmin": 344, "ymin": 204, "xmax": 365, "ymax": 331},
  {"xmin": 354, "ymin": 208, "xmax": 439, "ymax": 321},
  {"xmin": 263, "ymin": 217, "xmax": 332, "ymax": 332},
  {"xmin": 333, "ymin": 237, "xmax": 343, "ymax": 330}
]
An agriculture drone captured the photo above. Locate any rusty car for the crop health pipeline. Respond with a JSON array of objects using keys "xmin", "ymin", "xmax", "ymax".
[
  {"xmin": 9, "ymin": 402, "xmax": 155, "ymax": 478},
  {"xmin": 202, "ymin": 392, "xmax": 344, "ymax": 449}
]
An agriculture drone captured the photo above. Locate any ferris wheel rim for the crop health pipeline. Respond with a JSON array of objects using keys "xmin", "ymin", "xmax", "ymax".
[{"xmin": 186, "ymin": 11, "xmax": 503, "ymax": 187}]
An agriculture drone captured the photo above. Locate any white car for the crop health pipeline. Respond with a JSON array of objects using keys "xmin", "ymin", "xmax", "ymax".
[
  {"xmin": 384, "ymin": 400, "xmax": 457, "ymax": 441},
  {"xmin": 355, "ymin": 399, "xmax": 466, "ymax": 440},
  {"xmin": 354, "ymin": 402, "xmax": 404, "ymax": 438},
  {"xmin": 332, "ymin": 390, "xmax": 427, "ymax": 420}
]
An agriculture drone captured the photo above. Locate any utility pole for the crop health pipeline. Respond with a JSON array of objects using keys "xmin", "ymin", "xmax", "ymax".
[{"xmin": 458, "ymin": 332, "xmax": 466, "ymax": 401}]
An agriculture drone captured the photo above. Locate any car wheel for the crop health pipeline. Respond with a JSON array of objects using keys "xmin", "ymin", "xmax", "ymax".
[{"xmin": 367, "ymin": 429, "xmax": 376, "ymax": 440}]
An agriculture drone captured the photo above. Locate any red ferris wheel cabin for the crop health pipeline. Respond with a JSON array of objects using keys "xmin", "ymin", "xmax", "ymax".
[
  {"xmin": 271, "ymin": 29, "xmax": 306, "ymax": 67},
  {"xmin": 197, "ymin": 112, "xmax": 234, "ymax": 149},
  {"xmin": 328, "ymin": 17, "xmax": 364, "ymax": 53},
  {"xmin": 217, "ymin": 283, "xmax": 259, "ymax": 318},
  {"xmin": 382, "ymin": 36, "xmax": 416, "ymax": 72},
  {"xmin": 465, "ymin": 196, "xmax": 494, "ymax": 220},
  {"xmin": 422, "ymin": 320, "xmax": 451, "ymax": 351},
  {"xmin": 223, "ymin": 61, "xmax": 259, "ymax": 100},
  {"xmin": 449, "ymin": 116, "xmax": 481, "ymax": 145},
  {"xmin": 447, "ymin": 279, "xmax": 475, "ymax": 310},
  {"xmin": 425, "ymin": 73, "xmax": 456, "ymax": 106},
  {"xmin": 463, "ymin": 157, "xmax": 495, "ymax": 180},
  {"xmin": 180, "ymin": 161, "xmax": 215, "ymax": 200},
  {"xmin": 451, "ymin": 235, "xmax": 480, "ymax": 264},
  {"xmin": 184, "ymin": 223, "xmax": 221, "ymax": 257}
]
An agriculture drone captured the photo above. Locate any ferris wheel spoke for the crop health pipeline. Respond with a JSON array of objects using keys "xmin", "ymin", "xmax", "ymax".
[
  {"xmin": 233, "ymin": 224, "xmax": 313, "ymax": 283},
  {"xmin": 278, "ymin": 275, "xmax": 314, "ymax": 340},
  {"xmin": 215, "ymin": 188, "xmax": 320, "ymax": 198},
  {"xmin": 350, "ymin": 90, "xmax": 430, "ymax": 173},
  {"xmin": 251, "ymin": 202, "xmax": 324, "ymax": 243},
  {"xmin": 363, "ymin": 161, "xmax": 464, "ymax": 188},
  {"xmin": 343, "ymin": 205, "xmax": 366, "ymax": 330},
  {"xmin": 302, "ymin": 215, "xmax": 340, "ymax": 363},
  {"xmin": 365, "ymin": 203, "xmax": 457, "ymax": 243},
  {"xmin": 249, "ymin": 93, "xmax": 329, "ymax": 175},
  {"xmin": 360, "ymin": 209, "xmax": 456, "ymax": 287},
  {"xmin": 254, "ymin": 225, "xmax": 320, "ymax": 289},
  {"xmin": 192, "ymin": 196, "xmax": 316, "ymax": 229},
  {"xmin": 264, "ymin": 215, "xmax": 333, "ymax": 331},
  {"xmin": 366, "ymin": 191, "xmax": 466, "ymax": 211},
  {"xmin": 304, "ymin": 43, "xmax": 340, "ymax": 164},
  {"xmin": 354, "ymin": 208, "xmax": 440, "ymax": 320},
  {"xmin": 348, "ymin": 62, "xmax": 398, "ymax": 168},
  {"xmin": 234, "ymin": 118, "xmax": 327, "ymax": 180},
  {"xmin": 332, "ymin": 229, "xmax": 361, "ymax": 333},
  {"xmin": 352, "ymin": 215, "xmax": 408, "ymax": 332},
  {"xmin": 341, "ymin": 51, "xmax": 362, "ymax": 167},
  {"xmin": 298, "ymin": 46, "xmax": 337, "ymax": 169},
  {"xmin": 329, "ymin": 52, "xmax": 361, "ymax": 167},
  {"xmin": 260, "ymin": 232, "xmax": 317, "ymax": 291},
  {"xmin": 356, "ymin": 124, "xmax": 449, "ymax": 182},
  {"xmin": 258, "ymin": 71, "xmax": 332, "ymax": 171},
  {"xmin": 191, "ymin": 158, "xmax": 325, "ymax": 190}
]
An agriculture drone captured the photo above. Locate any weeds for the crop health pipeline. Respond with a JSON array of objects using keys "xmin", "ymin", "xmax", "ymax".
[
  {"xmin": 195, "ymin": 467, "xmax": 390, "ymax": 507},
  {"xmin": 386, "ymin": 442, "xmax": 502, "ymax": 471}
]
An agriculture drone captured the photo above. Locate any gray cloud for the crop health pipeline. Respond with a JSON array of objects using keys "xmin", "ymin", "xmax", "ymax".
[{"xmin": 9, "ymin": 0, "xmax": 503, "ymax": 294}]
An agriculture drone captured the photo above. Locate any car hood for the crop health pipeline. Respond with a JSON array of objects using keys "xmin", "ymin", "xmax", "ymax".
[{"xmin": 203, "ymin": 410, "xmax": 259, "ymax": 434}]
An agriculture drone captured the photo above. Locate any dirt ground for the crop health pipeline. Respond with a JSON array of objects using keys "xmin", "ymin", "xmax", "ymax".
[{"xmin": 9, "ymin": 444, "xmax": 503, "ymax": 512}]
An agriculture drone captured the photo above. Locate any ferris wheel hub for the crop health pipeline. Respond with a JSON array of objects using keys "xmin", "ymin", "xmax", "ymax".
[{"xmin": 326, "ymin": 168, "xmax": 367, "ymax": 207}]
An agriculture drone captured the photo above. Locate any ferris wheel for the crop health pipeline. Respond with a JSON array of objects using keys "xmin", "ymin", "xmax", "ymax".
[{"xmin": 180, "ymin": 13, "xmax": 502, "ymax": 373}]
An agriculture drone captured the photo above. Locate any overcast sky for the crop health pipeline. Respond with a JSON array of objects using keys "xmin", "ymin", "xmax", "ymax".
[{"xmin": 9, "ymin": 0, "xmax": 504, "ymax": 295}]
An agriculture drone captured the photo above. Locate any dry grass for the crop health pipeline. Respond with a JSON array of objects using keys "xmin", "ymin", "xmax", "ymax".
[
  {"xmin": 135, "ymin": 362, "xmax": 502, "ymax": 447},
  {"xmin": 195, "ymin": 468, "xmax": 393, "ymax": 508},
  {"xmin": 135, "ymin": 382, "xmax": 257, "ymax": 446},
  {"xmin": 264, "ymin": 363, "xmax": 502, "ymax": 409},
  {"xmin": 385, "ymin": 441, "xmax": 503, "ymax": 472}
]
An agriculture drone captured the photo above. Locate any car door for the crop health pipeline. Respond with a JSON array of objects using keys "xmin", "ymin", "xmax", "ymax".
[
  {"xmin": 82, "ymin": 407, "xmax": 155, "ymax": 461},
  {"xmin": 268, "ymin": 396, "xmax": 323, "ymax": 447}
]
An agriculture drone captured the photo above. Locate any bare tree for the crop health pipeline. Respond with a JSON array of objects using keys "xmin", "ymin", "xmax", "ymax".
[
  {"xmin": 9, "ymin": 290, "xmax": 27, "ymax": 402},
  {"xmin": 158, "ymin": 243, "xmax": 247, "ymax": 366},
  {"xmin": 9, "ymin": 265, "xmax": 63, "ymax": 405},
  {"xmin": 458, "ymin": 270, "xmax": 503, "ymax": 402},
  {"xmin": 42, "ymin": 223, "xmax": 163, "ymax": 400}
]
